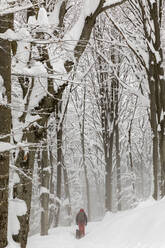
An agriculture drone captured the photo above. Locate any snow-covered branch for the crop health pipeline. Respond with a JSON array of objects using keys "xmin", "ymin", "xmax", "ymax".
[{"xmin": 0, "ymin": 1, "xmax": 32, "ymax": 16}]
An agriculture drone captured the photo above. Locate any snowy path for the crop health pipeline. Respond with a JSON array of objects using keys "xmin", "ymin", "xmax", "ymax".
[
  {"xmin": 27, "ymin": 223, "xmax": 101, "ymax": 248},
  {"xmin": 26, "ymin": 198, "xmax": 165, "ymax": 248}
]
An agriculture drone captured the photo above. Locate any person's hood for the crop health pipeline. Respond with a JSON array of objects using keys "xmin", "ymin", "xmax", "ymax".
[{"xmin": 80, "ymin": 208, "xmax": 84, "ymax": 212}]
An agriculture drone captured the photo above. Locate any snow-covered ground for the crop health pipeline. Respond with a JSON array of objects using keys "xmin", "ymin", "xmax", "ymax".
[{"xmin": 10, "ymin": 197, "xmax": 165, "ymax": 248}]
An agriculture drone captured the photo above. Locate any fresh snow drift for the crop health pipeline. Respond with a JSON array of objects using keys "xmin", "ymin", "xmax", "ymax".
[{"xmin": 25, "ymin": 198, "xmax": 165, "ymax": 248}]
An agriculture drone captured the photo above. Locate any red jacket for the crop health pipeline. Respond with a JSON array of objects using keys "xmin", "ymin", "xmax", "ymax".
[{"xmin": 76, "ymin": 209, "xmax": 87, "ymax": 225}]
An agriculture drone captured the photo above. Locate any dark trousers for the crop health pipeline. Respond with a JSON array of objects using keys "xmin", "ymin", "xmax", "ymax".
[{"xmin": 78, "ymin": 223, "xmax": 85, "ymax": 236}]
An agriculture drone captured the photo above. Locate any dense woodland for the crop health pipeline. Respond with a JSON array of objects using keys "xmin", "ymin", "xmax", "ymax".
[{"xmin": 0, "ymin": 0, "xmax": 164, "ymax": 247}]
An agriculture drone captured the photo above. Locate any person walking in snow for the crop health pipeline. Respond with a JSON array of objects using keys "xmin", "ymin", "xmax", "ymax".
[{"xmin": 76, "ymin": 208, "xmax": 87, "ymax": 238}]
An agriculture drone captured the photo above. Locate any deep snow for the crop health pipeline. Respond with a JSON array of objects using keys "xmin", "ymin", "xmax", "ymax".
[{"xmin": 25, "ymin": 197, "xmax": 165, "ymax": 248}]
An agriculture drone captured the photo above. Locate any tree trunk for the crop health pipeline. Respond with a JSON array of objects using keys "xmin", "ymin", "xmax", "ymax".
[
  {"xmin": 81, "ymin": 85, "xmax": 91, "ymax": 220},
  {"xmin": 40, "ymin": 148, "xmax": 50, "ymax": 235},
  {"xmin": 148, "ymin": 51, "xmax": 161, "ymax": 200},
  {"xmin": 48, "ymin": 148, "xmax": 56, "ymax": 229},
  {"xmin": 0, "ymin": 13, "xmax": 13, "ymax": 248},
  {"xmin": 55, "ymin": 102, "xmax": 63, "ymax": 227},
  {"xmin": 63, "ymin": 165, "xmax": 72, "ymax": 225},
  {"xmin": 114, "ymin": 80, "xmax": 121, "ymax": 211},
  {"xmin": 116, "ymin": 122, "xmax": 121, "ymax": 210},
  {"xmin": 13, "ymin": 126, "xmax": 43, "ymax": 248}
]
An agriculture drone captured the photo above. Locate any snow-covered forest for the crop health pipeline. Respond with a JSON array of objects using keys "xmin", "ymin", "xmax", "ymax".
[{"xmin": 0, "ymin": 0, "xmax": 164, "ymax": 248}]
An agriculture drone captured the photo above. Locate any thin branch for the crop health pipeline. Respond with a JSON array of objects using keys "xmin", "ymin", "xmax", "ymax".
[{"xmin": 104, "ymin": 11, "xmax": 148, "ymax": 72}]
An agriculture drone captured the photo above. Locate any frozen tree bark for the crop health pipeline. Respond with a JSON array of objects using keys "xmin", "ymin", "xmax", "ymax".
[{"xmin": 0, "ymin": 13, "xmax": 13, "ymax": 248}]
